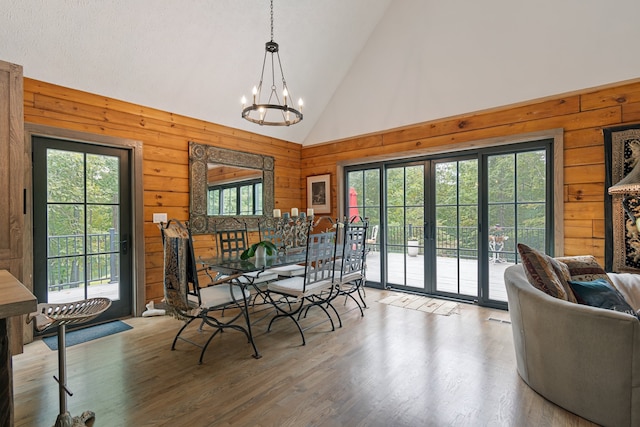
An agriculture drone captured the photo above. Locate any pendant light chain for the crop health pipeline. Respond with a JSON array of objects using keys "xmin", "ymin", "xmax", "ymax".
[{"xmin": 270, "ymin": 0, "xmax": 274, "ymax": 42}]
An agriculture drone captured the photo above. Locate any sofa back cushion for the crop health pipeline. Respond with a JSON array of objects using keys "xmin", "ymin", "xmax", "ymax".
[
  {"xmin": 517, "ymin": 243, "xmax": 576, "ymax": 302},
  {"xmin": 555, "ymin": 255, "xmax": 615, "ymax": 287}
]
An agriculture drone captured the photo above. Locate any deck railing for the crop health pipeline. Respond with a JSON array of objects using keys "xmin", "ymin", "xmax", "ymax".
[
  {"xmin": 375, "ymin": 224, "xmax": 545, "ymax": 259},
  {"xmin": 47, "ymin": 228, "xmax": 119, "ymax": 292}
]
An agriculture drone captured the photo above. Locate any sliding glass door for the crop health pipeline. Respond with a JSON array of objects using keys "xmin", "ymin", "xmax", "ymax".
[{"xmin": 344, "ymin": 139, "xmax": 553, "ymax": 309}]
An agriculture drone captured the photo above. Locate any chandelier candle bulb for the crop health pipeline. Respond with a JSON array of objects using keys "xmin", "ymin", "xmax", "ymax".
[
  {"xmin": 291, "ymin": 208, "xmax": 298, "ymax": 217},
  {"xmin": 252, "ymin": 86, "xmax": 257, "ymax": 104}
]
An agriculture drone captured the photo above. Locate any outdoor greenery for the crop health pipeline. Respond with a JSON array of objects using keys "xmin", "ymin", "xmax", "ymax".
[
  {"xmin": 46, "ymin": 149, "xmax": 120, "ymax": 288},
  {"xmin": 346, "ymin": 148, "xmax": 548, "ymax": 254}
]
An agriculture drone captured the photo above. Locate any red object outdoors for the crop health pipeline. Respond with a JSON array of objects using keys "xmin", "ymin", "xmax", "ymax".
[{"xmin": 349, "ymin": 187, "xmax": 360, "ymax": 222}]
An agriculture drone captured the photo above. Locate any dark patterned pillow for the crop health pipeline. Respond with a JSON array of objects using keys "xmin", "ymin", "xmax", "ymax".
[
  {"xmin": 517, "ymin": 243, "xmax": 574, "ymax": 301},
  {"xmin": 568, "ymin": 278, "xmax": 640, "ymax": 319},
  {"xmin": 555, "ymin": 255, "xmax": 614, "ymax": 287}
]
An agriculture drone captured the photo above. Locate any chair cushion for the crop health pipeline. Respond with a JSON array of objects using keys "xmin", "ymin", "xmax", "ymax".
[
  {"xmin": 267, "ymin": 276, "xmax": 333, "ymax": 298},
  {"xmin": 189, "ymin": 284, "xmax": 250, "ymax": 308},
  {"xmin": 335, "ymin": 270, "xmax": 363, "ymax": 284},
  {"xmin": 568, "ymin": 278, "xmax": 639, "ymax": 319},
  {"xmin": 517, "ymin": 243, "xmax": 575, "ymax": 302},
  {"xmin": 266, "ymin": 264, "xmax": 306, "ymax": 277},
  {"xmin": 237, "ymin": 270, "xmax": 278, "ymax": 284}
]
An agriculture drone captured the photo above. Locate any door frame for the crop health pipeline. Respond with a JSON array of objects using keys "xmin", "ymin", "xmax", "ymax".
[{"xmin": 24, "ymin": 124, "xmax": 145, "ymax": 322}]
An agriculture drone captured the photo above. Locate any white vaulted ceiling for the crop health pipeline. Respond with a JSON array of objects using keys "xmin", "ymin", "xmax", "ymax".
[{"xmin": 1, "ymin": 0, "xmax": 640, "ymax": 146}]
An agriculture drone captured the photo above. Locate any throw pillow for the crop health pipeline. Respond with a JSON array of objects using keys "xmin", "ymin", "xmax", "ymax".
[
  {"xmin": 517, "ymin": 243, "xmax": 574, "ymax": 301},
  {"xmin": 555, "ymin": 255, "xmax": 615, "ymax": 287},
  {"xmin": 568, "ymin": 278, "xmax": 640, "ymax": 319}
]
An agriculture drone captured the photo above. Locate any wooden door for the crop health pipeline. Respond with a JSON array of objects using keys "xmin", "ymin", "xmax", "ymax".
[
  {"xmin": 0, "ymin": 60, "xmax": 24, "ymax": 277},
  {"xmin": 0, "ymin": 60, "xmax": 26, "ymax": 358}
]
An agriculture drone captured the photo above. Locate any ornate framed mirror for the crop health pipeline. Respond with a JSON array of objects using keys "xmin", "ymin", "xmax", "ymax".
[{"xmin": 189, "ymin": 141, "xmax": 274, "ymax": 234}]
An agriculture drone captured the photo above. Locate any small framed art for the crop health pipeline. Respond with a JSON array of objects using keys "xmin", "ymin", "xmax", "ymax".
[{"xmin": 307, "ymin": 174, "xmax": 331, "ymax": 214}]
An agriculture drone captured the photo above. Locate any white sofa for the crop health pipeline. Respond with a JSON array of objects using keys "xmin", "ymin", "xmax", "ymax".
[{"xmin": 504, "ymin": 263, "xmax": 640, "ymax": 427}]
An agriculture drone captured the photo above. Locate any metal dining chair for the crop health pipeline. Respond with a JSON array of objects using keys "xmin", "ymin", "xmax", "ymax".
[
  {"xmin": 160, "ymin": 219, "xmax": 261, "ymax": 363},
  {"xmin": 334, "ymin": 218, "xmax": 369, "ymax": 315},
  {"xmin": 264, "ymin": 227, "xmax": 339, "ymax": 345}
]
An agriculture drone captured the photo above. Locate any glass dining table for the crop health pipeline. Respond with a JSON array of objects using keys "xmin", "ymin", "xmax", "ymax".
[
  {"xmin": 198, "ymin": 250, "xmax": 309, "ymax": 350},
  {"xmin": 200, "ymin": 249, "xmax": 308, "ymax": 276}
]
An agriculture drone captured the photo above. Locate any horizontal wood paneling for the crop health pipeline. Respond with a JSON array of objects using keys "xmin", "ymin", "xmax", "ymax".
[
  {"xmin": 24, "ymin": 78, "xmax": 301, "ymax": 304},
  {"xmin": 22, "ymin": 76, "xmax": 640, "ymax": 304},
  {"xmin": 302, "ymin": 78, "xmax": 640, "ymax": 260}
]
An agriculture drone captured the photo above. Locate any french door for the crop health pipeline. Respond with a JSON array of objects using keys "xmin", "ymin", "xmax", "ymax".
[
  {"xmin": 33, "ymin": 136, "xmax": 133, "ymax": 323},
  {"xmin": 345, "ymin": 140, "xmax": 553, "ymax": 308}
]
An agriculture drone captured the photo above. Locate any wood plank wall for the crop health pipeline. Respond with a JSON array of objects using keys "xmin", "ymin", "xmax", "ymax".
[
  {"xmin": 300, "ymin": 78, "xmax": 640, "ymax": 265},
  {"xmin": 19, "ymin": 77, "xmax": 640, "ymax": 304},
  {"xmin": 22, "ymin": 79, "xmax": 302, "ymax": 304}
]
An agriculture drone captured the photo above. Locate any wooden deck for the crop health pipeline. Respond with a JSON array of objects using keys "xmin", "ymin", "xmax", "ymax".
[{"xmin": 365, "ymin": 252, "xmax": 511, "ymax": 302}]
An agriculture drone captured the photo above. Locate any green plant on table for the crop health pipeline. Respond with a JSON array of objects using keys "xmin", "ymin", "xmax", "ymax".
[{"xmin": 240, "ymin": 241, "xmax": 278, "ymax": 260}]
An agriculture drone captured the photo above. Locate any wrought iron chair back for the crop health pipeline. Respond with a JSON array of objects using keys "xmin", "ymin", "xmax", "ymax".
[
  {"xmin": 335, "ymin": 217, "xmax": 369, "ymax": 315},
  {"xmin": 214, "ymin": 218, "xmax": 249, "ymax": 259}
]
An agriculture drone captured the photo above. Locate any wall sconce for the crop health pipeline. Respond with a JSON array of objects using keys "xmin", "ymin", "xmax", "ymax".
[{"xmin": 609, "ymin": 161, "xmax": 640, "ymax": 230}]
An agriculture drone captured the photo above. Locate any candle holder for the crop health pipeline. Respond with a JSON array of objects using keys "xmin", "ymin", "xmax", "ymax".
[{"xmin": 262, "ymin": 213, "xmax": 324, "ymax": 253}]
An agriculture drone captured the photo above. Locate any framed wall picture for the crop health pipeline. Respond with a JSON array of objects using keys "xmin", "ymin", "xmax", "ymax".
[{"xmin": 307, "ymin": 174, "xmax": 331, "ymax": 214}]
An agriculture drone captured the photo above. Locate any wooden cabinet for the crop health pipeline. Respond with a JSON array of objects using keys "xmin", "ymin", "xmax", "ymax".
[{"xmin": 0, "ymin": 60, "xmax": 26, "ymax": 356}]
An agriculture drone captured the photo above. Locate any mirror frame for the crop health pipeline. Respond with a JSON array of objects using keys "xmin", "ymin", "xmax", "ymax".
[{"xmin": 189, "ymin": 141, "xmax": 274, "ymax": 234}]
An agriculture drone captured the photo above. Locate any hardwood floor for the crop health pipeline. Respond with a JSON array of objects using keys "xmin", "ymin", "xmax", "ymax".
[{"xmin": 12, "ymin": 289, "xmax": 597, "ymax": 426}]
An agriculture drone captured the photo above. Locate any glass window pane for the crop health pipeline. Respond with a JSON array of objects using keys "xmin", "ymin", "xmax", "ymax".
[
  {"xmin": 386, "ymin": 168, "xmax": 405, "ymax": 206},
  {"xmin": 47, "ymin": 204, "xmax": 84, "ymax": 256},
  {"xmin": 488, "ymin": 154, "xmax": 515, "ymax": 203},
  {"xmin": 255, "ymin": 182, "xmax": 263, "ymax": 214},
  {"xmin": 47, "ymin": 256, "xmax": 85, "ymax": 303},
  {"xmin": 47, "ymin": 149, "xmax": 84, "ymax": 203},
  {"xmin": 348, "ymin": 171, "xmax": 364, "ymax": 200},
  {"xmin": 239, "ymin": 185, "xmax": 253, "ymax": 215},
  {"xmin": 459, "ymin": 205, "xmax": 478, "ymax": 250},
  {"xmin": 459, "ymin": 159, "xmax": 478, "ymax": 205},
  {"xmin": 435, "ymin": 162, "xmax": 457, "ymax": 205},
  {"xmin": 436, "ymin": 206, "xmax": 457, "ymax": 249},
  {"xmin": 517, "ymin": 150, "xmax": 546, "ymax": 203},
  {"xmin": 221, "ymin": 188, "xmax": 237, "ymax": 215},
  {"xmin": 364, "ymin": 169, "xmax": 380, "ymax": 205},
  {"xmin": 517, "ymin": 203, "xmax": 546, "ymax": 250},
  {"xmin": 87, "ymin": 154, "xmax": 119, "ymax": 204},
  {"xmin": 86, "ymin": 205, "xmax": 119, "ymax": 254},
  {"xmin": 405, "ymin": 165, "xmax": 424, "ymax": 206}
]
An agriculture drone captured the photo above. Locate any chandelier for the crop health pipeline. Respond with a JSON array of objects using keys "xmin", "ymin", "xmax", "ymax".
[{"xmin": 241, "ymin": 0, "xmax": 303, "ymax": 126}]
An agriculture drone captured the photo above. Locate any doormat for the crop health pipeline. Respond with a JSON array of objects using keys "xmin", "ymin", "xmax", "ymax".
[
  {"xmin": 43, "ymin": 320, "xmax": 133, "ymax": 351},
  {"xmin": 376, "ymin": 293, "xmax": 460, "ymax": 316}
]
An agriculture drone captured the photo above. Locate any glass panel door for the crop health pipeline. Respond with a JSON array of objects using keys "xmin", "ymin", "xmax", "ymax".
[
  {"xmin": 346, "ymin": 168, "xmax": 381, "ymax": 283},
  {"xmin": 434, "ymin": 158, "xmax": 479, "ymax": 299},
  {"xmin": 385, "ymin": 164, "xmax": 425, "ymax": 289},
  {"xmin": 33, "ymin": 136, "xmax": 132, "ymax": 322},
  {"xmin": 486, "ymin": 149, "xmax": 548, "ymax": 302}
]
